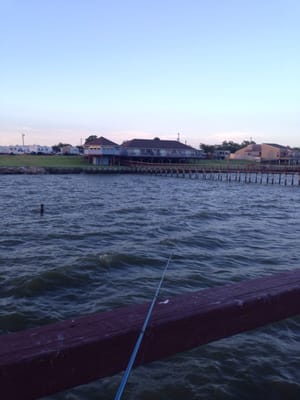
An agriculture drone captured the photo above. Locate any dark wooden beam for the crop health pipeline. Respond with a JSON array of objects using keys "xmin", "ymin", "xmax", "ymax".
[{"xmin": 1, "ymin": 269, "xmax": 300, "ymax": 399}]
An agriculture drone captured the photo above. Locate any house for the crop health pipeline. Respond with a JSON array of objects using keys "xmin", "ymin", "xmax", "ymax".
[
  {"xmin": 84, "ymin": 136, "xmax": 203, "ymax": 165},
  {"xmin": 84, "ymin": 137, "xmax": 120, "ymax": 165},
  {"xmin": 230, "ymin": 143, "xmax": 298, "ymax": 164},
  {"xmin": 229, "ymin": 144, "xmax": 262, "ymax": 161},
  {"xmin": 261, "ymin": 143, "xmax": 290, "ymax": 164},
  {"xmin": 290, "ymin": 149, "xmax": 300, "ymax": 165},
  {"xmin": 213, "ymin": 149, "xmax": 231, "ymax": 160},
  {"xmin": 120, "ymin": 137, "xmax": 203, "ymax": 163}
]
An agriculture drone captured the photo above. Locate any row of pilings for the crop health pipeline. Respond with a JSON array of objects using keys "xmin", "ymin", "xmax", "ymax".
[{"xmin": 133, "ymin": 165, "xmax": 300, "ymax": 186}]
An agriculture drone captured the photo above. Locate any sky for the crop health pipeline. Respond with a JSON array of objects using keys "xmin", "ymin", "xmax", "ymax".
[{"xmin": 0, "ymin": 0, "xmax": 299, "ymax": 148}]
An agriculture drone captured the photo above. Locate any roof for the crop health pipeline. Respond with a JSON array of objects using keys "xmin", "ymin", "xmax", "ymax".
[
  {"xmin": 233, "ymin": 144, "xmax": 261, "ymax": 155},
  {"xmin": 263, "ymin": 143, "xmax": 287, "ymax": 149},
  {"xmin": 249, "ymin": 144, "xmax": 261, "ymax": 151},
  {"xmin": 85, "ymin": 136, "xmax": 119, "ymax": 147},
  {"xmin": 121, "ymin": 138, "xmax": 196, "ymax": 150}
]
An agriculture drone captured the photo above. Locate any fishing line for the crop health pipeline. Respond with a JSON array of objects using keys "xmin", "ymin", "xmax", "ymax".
[{"xmin": 114, "ymin": 253, "xmax": 172, "ymax": 400}]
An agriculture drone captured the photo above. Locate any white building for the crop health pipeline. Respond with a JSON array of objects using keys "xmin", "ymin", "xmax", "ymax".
[{"xmin": 0, "ymin": 145, "xmax": 53, "ymax": 155}]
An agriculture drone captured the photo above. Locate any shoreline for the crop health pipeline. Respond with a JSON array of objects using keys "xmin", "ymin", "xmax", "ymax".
[
  {"xmin": 1, "ymin": 165, "xmax": 300, "ymax": 175},
  {"xmin": 0, "ymin": 166, "xmax": 134, "ymax": 174}
]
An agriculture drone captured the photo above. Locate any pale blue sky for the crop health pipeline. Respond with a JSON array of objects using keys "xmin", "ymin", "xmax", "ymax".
[{"xmin": 0, "ymin": 0, "xmax": 299, "ymax": 147}]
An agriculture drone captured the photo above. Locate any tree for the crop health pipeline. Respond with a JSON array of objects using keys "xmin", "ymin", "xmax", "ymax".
[
  {"xmin": 200, "ymin": 143, "xmax": 216, "ymax": 154},
  {"xmin": 200, "ymin": 139, "xmax": 257, "ymax": 155},
  {"xmin": 52, "ymin": 143, "xmax": 71, "ymax": 153},
  {"xmin": 220, "ymin": 141, "xmax": 241, "ymax": 153},
  {"xmin": 84, "ymin": 135, "xmax": 97, "ymax": 144},
  {"xmin": 240, "ymin": 139, "xmax": 256, "ymax": 147}
]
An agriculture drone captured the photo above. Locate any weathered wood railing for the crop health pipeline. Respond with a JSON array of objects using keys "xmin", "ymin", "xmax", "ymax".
[
  {"xmin": 1, "ymin": 268, "xmax": 300, "ymax": 399},
  {"xmin": 128, "ymin": 162, "xmax": 300, "ymax": 185}
]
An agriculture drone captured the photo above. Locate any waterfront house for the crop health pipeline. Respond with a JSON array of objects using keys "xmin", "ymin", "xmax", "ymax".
[
  {"xmin": 230, "ymin": 143, "xmax": 298, "ymax": 165},
  {"xmin": 84, "ymin": 136, "xmax": 203, "ymax": 165},
  {"xmin": 261, "ymin": 143, "xmax": 290, "ymax": 164},
  {"xmin": 213, "ymin": 149, "xmax": 231, "ymax": 160},
  {"xmin": 84, "ymin": 137, "xmax": 120, "ymax": 165},
  {"xmin": 120, "ymin": 137, "xmax": 203, "ymax": 164},
  {"xmin": 290, "ymin": 149, "xmax": 300, "ymax": 165},
  {"xmin": 229, "ymin": 144, "xmax": 262, "ymax": 161}
]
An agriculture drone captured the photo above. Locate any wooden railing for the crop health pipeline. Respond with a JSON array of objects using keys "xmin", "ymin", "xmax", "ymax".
[{"xmin": 1, "ymin": 269, "xmax": 300, "ymax": 399}]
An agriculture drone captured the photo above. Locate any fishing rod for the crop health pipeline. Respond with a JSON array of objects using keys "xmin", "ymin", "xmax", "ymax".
[{"xmin": 114, "ymin": 254, "xmax": 172, "ymax": 400}]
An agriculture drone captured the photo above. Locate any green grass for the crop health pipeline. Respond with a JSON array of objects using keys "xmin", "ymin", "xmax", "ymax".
[
  {"xmin": 0, "ymin": 155, "xmax": 89, "ymax": 168},
  {"xmin": 0, "ymin": 155, "xmax": 256, "ymax": 169},
  {"xmin": 0, "ymin": 155, "xmax": 291, "ymax": 171}
]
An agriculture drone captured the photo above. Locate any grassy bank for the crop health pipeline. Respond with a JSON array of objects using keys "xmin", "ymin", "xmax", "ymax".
[
  {"xmin": 0, "ymin": 155, "xmax": 88, "ymax": 168},
  {"xmin": 0, "ymin": 155, "xmax": 295, "ymax": 172},
  {"xmin": 0, "ymin": 155, "xmax": 253, "ymax": 169}
]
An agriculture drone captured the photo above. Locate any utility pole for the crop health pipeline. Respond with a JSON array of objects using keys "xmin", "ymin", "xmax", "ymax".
[{"xmin": 22, "ymin": 133, "xmax": 25, "ymax": 146}]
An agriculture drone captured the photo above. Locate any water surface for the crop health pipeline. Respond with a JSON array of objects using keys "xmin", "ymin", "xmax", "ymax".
[{"xmin": 1, "ymin": 174, "xmax": 300, "ymax": 399}]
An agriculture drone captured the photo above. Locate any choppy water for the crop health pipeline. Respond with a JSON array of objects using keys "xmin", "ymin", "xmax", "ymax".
[{"xmin": 1, "ymin": 173, "xmax": 300, "ymax": 399}]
